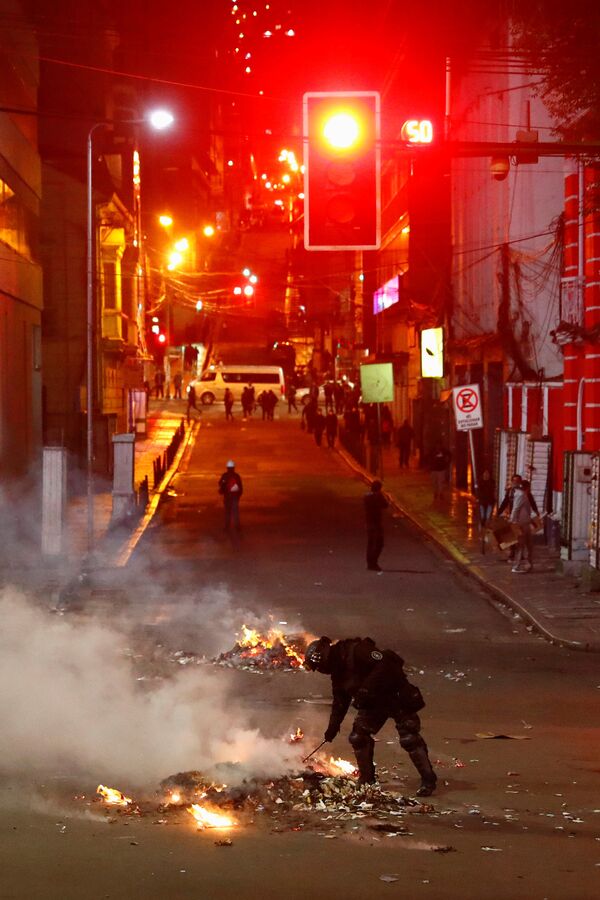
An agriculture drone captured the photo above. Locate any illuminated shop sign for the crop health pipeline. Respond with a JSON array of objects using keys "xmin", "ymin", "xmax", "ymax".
[
  {"xmin": 420, "ymin": 327, "xmax": 444, "ymax": 378},
  {"xmin": 373, "ymin": 275, "xmax": 400, "ymax": 315}
]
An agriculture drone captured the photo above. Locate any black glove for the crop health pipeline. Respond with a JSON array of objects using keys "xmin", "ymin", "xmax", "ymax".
[{"xmin": 324, "ymin": 724, "xmax": 339, "ymax": 742}]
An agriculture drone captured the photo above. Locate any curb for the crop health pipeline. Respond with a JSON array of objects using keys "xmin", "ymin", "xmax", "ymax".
[{"xmin": 335, "ymin": 445, "xmax": 600, "ymax": 654}]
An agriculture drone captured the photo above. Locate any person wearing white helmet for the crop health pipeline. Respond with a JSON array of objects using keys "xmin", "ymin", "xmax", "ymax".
[{"xmin": 218, "ymin": 460, "xmax": 243, "ymax": 532}]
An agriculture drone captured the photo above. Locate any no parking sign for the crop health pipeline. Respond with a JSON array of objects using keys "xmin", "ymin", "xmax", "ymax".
[{"xmin": 452, "ymin": 384, "xmax": 483, "ymax": 431}]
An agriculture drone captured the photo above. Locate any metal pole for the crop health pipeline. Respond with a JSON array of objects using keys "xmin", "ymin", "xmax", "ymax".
[
  {"xmin": 468, "ymin": 429, "xmax": 478, "ymax": 493},
  {"xmin": 86, "ymin": 122, "xmax": 105, "ymax": 556},
  {"xmin": 377, "ymin": 402, "xmax": 384, "ymax": 479},
  {"xmin": 86, "ymin": 125, "xmax": 95, "ymax": 555}
]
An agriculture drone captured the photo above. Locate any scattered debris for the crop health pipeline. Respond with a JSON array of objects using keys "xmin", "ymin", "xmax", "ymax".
[
  {"xmin": 475, "ymin": 733, "xmax": 531, "ymax": 740},
  {"xmin": 380, "ymin": 874, "xmax": 400, "ymax": 883},
  {"xmin": 214, "ymin": 838, "xmax": 233, "ymax": 847}
]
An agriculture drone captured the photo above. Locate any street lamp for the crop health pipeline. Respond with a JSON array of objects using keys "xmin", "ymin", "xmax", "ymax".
[{"xmin": 86, "ymin": 109, "xmax": 174, "ymax": 555}]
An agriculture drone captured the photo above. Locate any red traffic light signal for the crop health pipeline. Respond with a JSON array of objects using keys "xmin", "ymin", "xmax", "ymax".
[{"xmin": 303, "ymin": 91, "xmax": 381, "ymax": 251}]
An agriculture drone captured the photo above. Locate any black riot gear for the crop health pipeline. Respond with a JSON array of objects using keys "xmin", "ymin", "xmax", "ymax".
[{"xmin": 306, "ymin": 637, "xmax": 437, "ymax": 796}]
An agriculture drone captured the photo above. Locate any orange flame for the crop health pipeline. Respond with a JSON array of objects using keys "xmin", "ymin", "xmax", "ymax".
[
  {"xmin": 290, "ymin": 727, "xmax": 304, "ymax": 743},
  {"xmin": 188, "ymin": 804, "xmax": 237, "ymax": 829},
  {"xmin": 237, "ymin": 624, "xmax": 304, "ymax": 666},
  {"xmin": 97, "ymin": 785, "xmax": 132, "ymax": 806},
  {"xmin": 327, "ymin": 757, "xmax": 358, "ymax": 777}
]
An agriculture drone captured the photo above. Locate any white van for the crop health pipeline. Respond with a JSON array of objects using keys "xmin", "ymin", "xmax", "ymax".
[{"xmin": 190, "ymin": 365, "xmax": 286, "ymax": 405}]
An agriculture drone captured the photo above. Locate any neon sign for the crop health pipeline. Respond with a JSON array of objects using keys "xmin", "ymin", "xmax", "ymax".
[
  {"xmin": 401, "ymin": 119, "xmax": 433, "ymax": 144},
  {"xmin": 373, "ymin": 275, "xmax": 400, "ymax": 315}
]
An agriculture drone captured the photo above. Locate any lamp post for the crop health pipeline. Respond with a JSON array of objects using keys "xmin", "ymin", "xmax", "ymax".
[{"xmin": 86, "ymin": 110, "xmax": 174, "ymax": 556}]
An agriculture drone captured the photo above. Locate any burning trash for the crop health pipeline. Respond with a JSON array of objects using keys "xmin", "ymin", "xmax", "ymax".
[
  {"xmin": 188, "ymin": 804, "xmax": 237, "ymax": 830},
  {"xmin": 96, "ymin": 785, "xmax": 132, "ymax": 807},
  {"xmin": 215, "ymin": 624, "xmax": 308, "ymax": 671},
  {"xmin": 289, "ymin": 727, "xmax": 304, "ymax": 743}
]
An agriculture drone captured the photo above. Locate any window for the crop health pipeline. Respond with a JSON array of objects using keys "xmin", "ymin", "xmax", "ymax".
[
  {"xmin": 201, "ymin": 371, "xmax": 217, "ymax": 382},
  {"xmin": 0, "ymin": 177, "xmax": 36, "ymax": 259}
]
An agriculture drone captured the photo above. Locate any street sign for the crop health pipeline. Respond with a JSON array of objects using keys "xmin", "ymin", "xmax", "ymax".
[
  {"xmin": 360, "ymin": 362, "xmax": 394, "ymax": 403},
  {"xmin": 452, "ymin": 383, "xmax": 483, "ymax": 431}
]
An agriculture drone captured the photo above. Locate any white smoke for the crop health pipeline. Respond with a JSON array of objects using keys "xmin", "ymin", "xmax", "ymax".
[{"xmin": 0, "ymin": 589, "xmax": 304, "ymax": 788}]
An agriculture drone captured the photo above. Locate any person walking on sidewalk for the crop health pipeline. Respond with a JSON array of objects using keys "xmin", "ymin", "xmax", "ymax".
[
  {"xmin": 510, "ymin": 481, "xmax": 534, "ymax": 573},
  {"xmin": 325, "ymin": 410, "xmax": 338, "ymax": 448},
  {"xmin": 396, "ymin": 419, "xmax": 414, "ymax": 468},
  {"xmin": 429, "ymin": 442, "xmax": 451, "ymax": 500},
  {"xmin": 364, "ymin": 479, "xmax": 388, "ymax": 571},
  {"xmin": 314, "ymin": 408, "xmax": 326, "ymax": 446},
  {"xmin": 304, "ymin": 636, "xmax": 437, "ymax": 796},
  {"xmin": 186, "ymin": 384, "xmax": 201, "ymax": 422},
  {"xmin": 218, "ymin": 460, "xmax": 243, "ymax": 533},
  {"xmin": 224, "ymin": 388, "xmax": 234, "ymax": 421},
  {"xmin": 476, "ymin": 468, "xmax": 496, "ymax": 530}
]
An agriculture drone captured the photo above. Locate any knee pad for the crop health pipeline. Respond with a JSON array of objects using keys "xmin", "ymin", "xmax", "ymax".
[
  {"xmin": 349, "ymin": 729, "xmax": 372, "ymax": 750},
  {"xmin": 399, "ymin": 732, "xmax": 423, "ymax": 752}
]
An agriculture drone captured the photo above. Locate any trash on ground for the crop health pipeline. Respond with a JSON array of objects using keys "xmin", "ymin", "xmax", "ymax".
[{"xmin": 475, "ymin": 733, "xmax": 531, "ymax": 740}]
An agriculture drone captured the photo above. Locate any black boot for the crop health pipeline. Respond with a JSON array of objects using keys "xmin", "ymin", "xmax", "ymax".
[
  {"xmin": 354, "ymin": 745, "xmax": 376, "ymax": 785},
  {"xmin": 409, "ymin": 747, "xmax": 437, "ymax": 797}
]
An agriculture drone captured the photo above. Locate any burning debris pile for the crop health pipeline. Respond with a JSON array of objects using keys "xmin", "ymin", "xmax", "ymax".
[
  {"xmin": 89, "ymin": 755, "xmax": 436, "ymax": 842},
  {"xmin": 214, "ymin": 625, "xmax": 307, "ymax": 671}
]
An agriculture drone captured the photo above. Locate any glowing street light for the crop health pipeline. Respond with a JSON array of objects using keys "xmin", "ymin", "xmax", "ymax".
[
  {"xmin": 167, "ymin": 251, "xmax": 183, "ymax": 270},
  {"xmin": 148, "ymin": 109, "xmax": 174, "ymax": 130},
  {"xmin": 174, "ymin": 237, "xmax": 189, "ymax": 252},
  {"xmin": 202, "ymin": 224, "xmax": 215, "ymax": 237},
  {"xmin": 242, "ymin": 267, "xmax": 251, "ymax": 277},
  {"xmin": 159, "ymin": 214, "xmax": 173, "ymax": 227},
  {"xmin": 196, "ymin": 299, "xmax": 203, "ymax": 311},
  {"xmin": 243, "ymin": 284, "xmax": 254, "ymax": 297}
]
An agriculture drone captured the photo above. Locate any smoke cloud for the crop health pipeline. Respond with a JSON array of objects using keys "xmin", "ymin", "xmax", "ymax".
[{"xmin": 0, "ymin": 589, "xmax": 303, "ymax": 788}]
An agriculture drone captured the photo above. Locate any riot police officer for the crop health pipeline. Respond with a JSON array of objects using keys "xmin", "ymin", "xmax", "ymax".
[{"xmin": 304, "ymin": 636, "xmax": 437, "ymax": 797}]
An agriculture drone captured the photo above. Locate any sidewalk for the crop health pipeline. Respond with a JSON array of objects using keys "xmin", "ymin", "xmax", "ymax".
[
  {"xmin": 63, "ymin": 400, "xmax": 191, "ymax": 562},
  {"xmin": 338, "ymin": 443, "xmax": 600, "ymax": 652}
]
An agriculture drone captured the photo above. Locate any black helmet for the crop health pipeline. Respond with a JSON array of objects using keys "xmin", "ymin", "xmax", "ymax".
[{"xmin": 304, "ymin": 636, "xmax": 332, "ymax": 672}]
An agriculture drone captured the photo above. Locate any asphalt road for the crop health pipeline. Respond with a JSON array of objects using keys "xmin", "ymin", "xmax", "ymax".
[{"xmin": 1, "ymin": 408, "xmax": 599, "ymax": 899}]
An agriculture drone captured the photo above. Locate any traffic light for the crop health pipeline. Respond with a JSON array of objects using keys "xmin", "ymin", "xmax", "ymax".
[{"xmin": 303, "ymin": 91, "xmax": 380, "ymax": 251}]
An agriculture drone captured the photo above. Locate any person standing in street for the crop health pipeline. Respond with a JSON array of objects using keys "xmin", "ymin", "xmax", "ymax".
[
  {"xmin": 224, "ymin": 387, "xmax": 234, "ymax": 421},
  {"xmin": 396, "ymin": 419, "xmax": 414, "ymax": 468},
  {"xmin": 154, "ymin": 369, "xmax": 165, "ymax": 399},
  {"xmin": 304, "ymin": 636, "xmax": 437, "ymax": 796},
  {"xmin": 364, "ymin": 479, "xmax": 388, "ymax": 571},
  {"xmin": 218, "ymin": 460, "xmax": 243, "ymax": 533},
  {"xmin": 173, "ymin": 371, "xmax": 183, "ymax": 399},
  {"xmin": 287, "ymin": 383, "xmax": 298, "ymax": 413}
]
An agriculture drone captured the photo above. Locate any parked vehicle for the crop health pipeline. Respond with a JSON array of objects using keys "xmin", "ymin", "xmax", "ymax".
[
  {"xmin": 296, "ymin": 379, "xmax": 356, "ymax": 406},
  {"xmin": 189, "ymin": 365, "xmax": 285, "ymax": 405}
]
